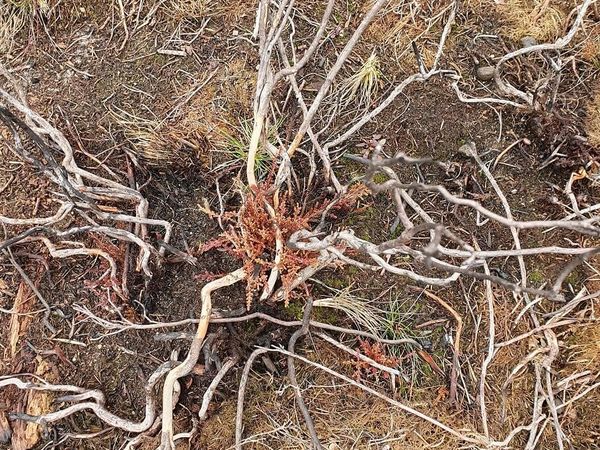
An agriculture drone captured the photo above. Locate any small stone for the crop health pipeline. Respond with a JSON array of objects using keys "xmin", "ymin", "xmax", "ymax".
[
  {"xmin": 521, "ymin": 36, "xmax": 537, "ymax": 48},
  {"xmin": 476, "ymin": 66, "xmax": 495, "ymax": 81}
]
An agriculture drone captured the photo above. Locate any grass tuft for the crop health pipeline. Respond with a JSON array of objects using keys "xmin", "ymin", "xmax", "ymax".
[
  {"xmin": 213, "ymin": 118, "xmax": 278, "ymax": 179},
  {"xmin": 339, "ymin": 53, "xmax": 382, "ymax": 107},
  {"xmin": 110, "ymin": 108, "xmax": 178, "ymax": 165},
  {"xmin": 8, "ymin": 0, "xmax": 49, "ymax": 11},
  {"xmin": 497, "ymin": 0, "xmax": 566, "ymax": 42},
  {"xmin": 313, "ymin": 285, "xmax": 388, "ymax": 337},
  {"xmin": 1, "ymin": 0, "xmax": 51, "ymax": 54}
]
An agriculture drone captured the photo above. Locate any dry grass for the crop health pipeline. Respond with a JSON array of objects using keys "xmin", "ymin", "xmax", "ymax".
[
  {"xmin": 558, "ymin": 299, "xmax": 600, "ymax": 448},
  {"xmin": 166, "ymin": 0, "xmax": 209, "ymax": 21},
  {"xmin": 110, "ymin": 108, "xmax": 181, "ymax": 165},
  {"xmin": 497, "ymin": 0, "xmax": 567, "ymax": 42},
  {"xmin": 564, "ymin": 321, "xmax": 600, "ymax": 373},
  {"xmin": 585, "ymin": 84, "xmax": 600, "ymax": 147},
  {"xmin": 0, "ymin": 2, "xmax": 29, "ymax": 54},
  {"xmin": 109, "ymin": 105, "xmax": 212, "ymax": 166},
  {"xmin": 365, "ymin": 0, "xmax": 452, "ymax": 70},
  {"xmin": 485, "ymin": 340, "xmax": 537, "ymax": 435},
  {"xmin": 165, "ymin": 0, "xmax": 254, "ymax": 24},
  {"xmin": 220, "ymin": 59, "xmax": 256, "ymax": 114},
  {"xmin": 107, "ymin": 56, "xmax": 258, "ymax": 168},
  {"xmin": 221, "ymin": 342, "xmax": 465, "ymax": 449},
  {"xmin": 581, "ymin": 38, "xmax": 600, "ymax": 66},
  {"xmin": 196, "ymin": 400, "xmax": 238, "ymax": 449},
  {"xmin": 579, "ymin": 15, "xmax": 600, "ymax": 66}
]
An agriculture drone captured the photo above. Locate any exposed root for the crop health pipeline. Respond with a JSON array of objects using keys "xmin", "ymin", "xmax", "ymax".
[
  {"xmin": 158, "ymin": 268, "xmax": 246, "ymax": 450},
  {"xmin": 0, "ymin": 361, "xmax": 173, "ymax": 433},
  {"xmin": 0, "ymin": 71, "xmax": 172, "ymax": 290}
]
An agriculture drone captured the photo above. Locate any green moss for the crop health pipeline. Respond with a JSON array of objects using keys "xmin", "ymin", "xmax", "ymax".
[
  {"xmin": 565, "ymin": 270, "xmax": 582, "ymax": 287},
  {"xmin": 528, "ymin": 269, "xmax": 545, "ymax": 284},
  {"xmin": 283, "ymin": 299, "xmax": 341, "ymax": 324},
  {"xmin": 338, "ymin": 158, "xmax": 368, "ymax": 185},
  {"xmin": 358, "ymin": 229, "xmax": 371, "ymax": 240},
  {"xmin": 390, "ymin": 226, "xmax": 403, "ymax": 239},
  {"xmin": 285, "ymin": 302, "xmax": 304, "ymax": 320},
  {"xmin": 431, "ymin": 328, "xmax": 447, "ymax": 358},
  {"xmin": 313, "ymin": 306, "xmax": 340, "ymax": 324},
  {"xmin": 457, "ymin": 137, "xmax": 468, "ymax": 147},
  {"xmin": 372, "ymin": 172, "xmax": 389, "ymax": 184},
  {"xmin": 323, "ymin": 276, "xmax": 346, "ymax": 290},
  {"xmin": 395, "ymin": 382, "xmax": 409, "ymax": 396},
  {"xmin": 346, "ymin": 265, "xmax": 359, "ymax": 276},
  {"xmin": 136, "ymin": 52, "xmax": 168, "ymax": 69},
  {"xmin": 421, "ymin": 360, "xmax": 433, "ymax": 376},
  {"xmin": 346, "ymin": 205, "xmax": 376, "ymax": 226},
  {"xmin": 345, "ymin": 206, "xmax": 378, "ymax": 240}
]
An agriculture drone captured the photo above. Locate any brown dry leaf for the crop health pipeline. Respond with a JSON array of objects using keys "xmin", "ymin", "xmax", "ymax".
[
  {"xmin": 8, "ymin": 283, "xmax": 33, "ymax": 359},
  {"xmin": 417, "ymin": 349, "xmax": 445, "ymax": 377},
  {"xmin": 435, "ymin": 386, "xmax": 449, "ymax": 404},
  {"xmin": 0, "ymin": 278, "xmax": 8, "ymax": 290},
  {"xmin": 11, "ymin": 358, "xmax": 56, "ymax": 450}
]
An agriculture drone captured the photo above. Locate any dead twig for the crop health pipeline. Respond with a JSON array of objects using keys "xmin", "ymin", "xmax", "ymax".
[
  {"xmin": 286, "ymin": 297, "xmax": 322, "ymax": 449},
  {"xmin": 74, "ymin": 304, "xmax": 421, "ymax": 347},
  {"xmin": 4, "ymin": 249, "xmax": 55, "ymax": 333},
  {"xmin": 198, "ymin": 356, "xmax": 239, "ymax": 421},
  {"xmin": 421, "ymin": 289, "xmax": 462, "ymax": 405},
  {"xmin": 235, "ymin": 347, "xmax": 270, "ymax": 450}
]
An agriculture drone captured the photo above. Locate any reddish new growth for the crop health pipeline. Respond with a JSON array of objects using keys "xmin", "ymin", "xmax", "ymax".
[
  {"xmin": 201, "ymin": 182, "xmax": 368, "ymax": 309},
  {"xmin": 353, "ymin": 339, "xmax": 399, "ymax": 382}
]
